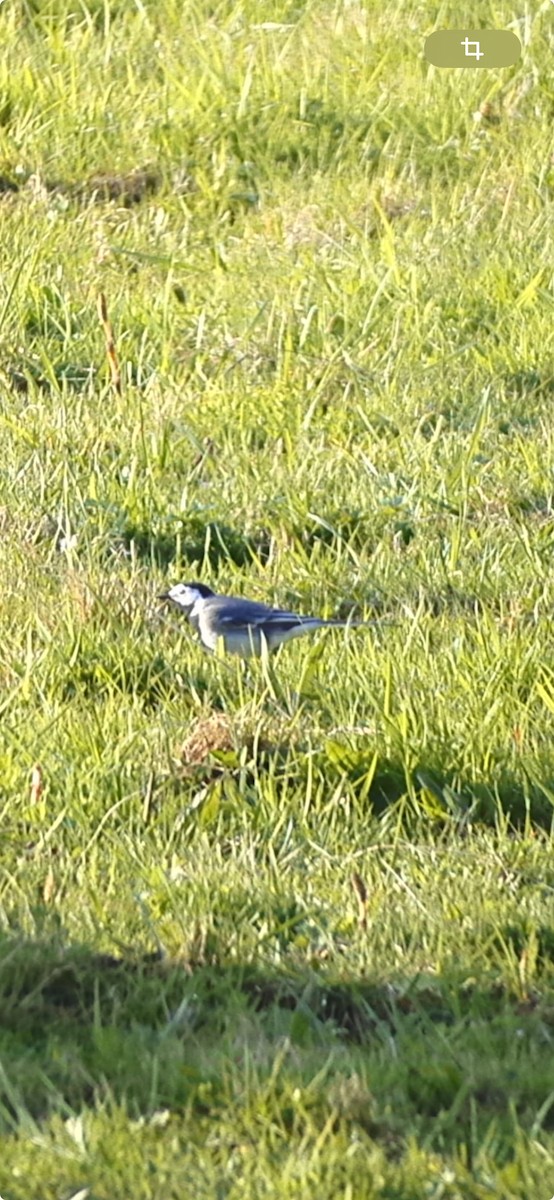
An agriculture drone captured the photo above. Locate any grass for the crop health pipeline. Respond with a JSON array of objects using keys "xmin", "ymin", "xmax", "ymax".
[{"xmin": 1, "ymin": 0, "xmax": 554, "ymax": 1194}]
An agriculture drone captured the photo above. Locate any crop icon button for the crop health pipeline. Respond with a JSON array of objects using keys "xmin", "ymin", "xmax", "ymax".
[
  {"xmin": 460, "ymin": 36, "xmax": 484, "ymax": 61},
  {"xmin": 424, "ymin": 29, "xmax": 521, "ymax": 68}
]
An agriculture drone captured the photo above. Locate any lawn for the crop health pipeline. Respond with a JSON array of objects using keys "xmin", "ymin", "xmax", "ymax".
[{"xmin": 1, "ymin": 0, "xmax": 554, "ymax": 1196}]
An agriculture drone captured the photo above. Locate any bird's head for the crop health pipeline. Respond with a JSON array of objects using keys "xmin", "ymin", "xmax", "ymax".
[{"xmin": 158, "ymin": 582, "xmax": 215, "ymax": 613}]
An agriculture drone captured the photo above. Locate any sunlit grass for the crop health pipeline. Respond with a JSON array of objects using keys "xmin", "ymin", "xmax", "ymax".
[{"xmin": 1, "ymin": 0, "xmax": 554, "ymax": 1195}]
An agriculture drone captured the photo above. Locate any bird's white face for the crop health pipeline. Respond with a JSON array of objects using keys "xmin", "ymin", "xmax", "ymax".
[{"xmin": 166, "ymin": 584, "xmax": 205, "ymax": 612}]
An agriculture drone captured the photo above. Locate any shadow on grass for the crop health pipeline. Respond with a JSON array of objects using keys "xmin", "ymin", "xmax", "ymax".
[
  {"xmin": 1, "ymin": 929, "xmax": 554, "ymax": 1160},
  {"xmin": 180, "ymin": 727, "xmax": 554, "ymax": 830},
  {"xmin": 117, "ymin": 514, "xmax": 271, "ymax": 570}
]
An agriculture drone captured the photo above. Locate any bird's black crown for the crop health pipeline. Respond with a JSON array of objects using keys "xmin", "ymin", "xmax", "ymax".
[{"xmin": 184, "ymin": 582, "xmax": 215, "ymax": 598}]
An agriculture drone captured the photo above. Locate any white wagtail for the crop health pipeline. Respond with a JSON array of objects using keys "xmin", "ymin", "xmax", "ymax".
[{"xmin": 159, "ymin": 582, "xmax": 377, "ymax": 659}]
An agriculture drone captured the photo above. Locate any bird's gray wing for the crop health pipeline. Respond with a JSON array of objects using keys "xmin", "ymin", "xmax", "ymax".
[{"xmin": 206, "ymin": 596, "xmax": 318, "ymax": 630}]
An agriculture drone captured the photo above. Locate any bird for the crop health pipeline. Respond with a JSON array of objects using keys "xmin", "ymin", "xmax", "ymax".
[{"xmin": 159, "ymin": 581, "xmax": 377, "ymax": 659}]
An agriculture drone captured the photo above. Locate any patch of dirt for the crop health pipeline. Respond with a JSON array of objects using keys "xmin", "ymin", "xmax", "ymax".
[
  {"xmin": 0, "ymin": 163, "xmax": 197, "ymax": 206},
  {"xmin": 181, "ymin": 713, "xmax": 235, "ymax": 765}
]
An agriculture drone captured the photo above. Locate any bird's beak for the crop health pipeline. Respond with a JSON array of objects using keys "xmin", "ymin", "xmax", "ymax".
[{"xmin": 157, "ymin": 592, "xmax": 170, "ymax": 601}]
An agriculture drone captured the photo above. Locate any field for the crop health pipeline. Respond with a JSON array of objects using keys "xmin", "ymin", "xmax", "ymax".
[{"xmin": 1, "ymin": 0, "xmax": 554, "ymax": 1195}]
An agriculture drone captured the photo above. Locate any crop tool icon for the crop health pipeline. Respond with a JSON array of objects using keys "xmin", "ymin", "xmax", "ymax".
[{"xmin": 460, "ymin": 36, "xmax": 484, "ymax": 59}]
